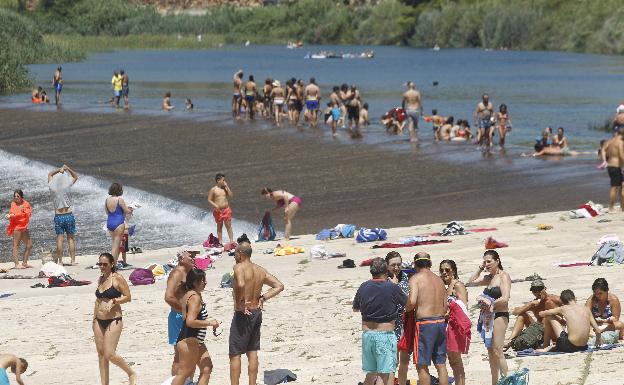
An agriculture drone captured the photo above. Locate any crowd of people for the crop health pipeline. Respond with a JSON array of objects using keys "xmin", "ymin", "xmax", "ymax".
[{"xmin": 353, "ymin": 251, "xmax": 622, "ymax": 385}]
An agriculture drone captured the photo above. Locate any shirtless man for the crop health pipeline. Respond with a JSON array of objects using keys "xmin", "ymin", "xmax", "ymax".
[
  {"xmin": 353, "ymin": 257, "xmax": 407, "ymax": 385},
  {"xmin": 305, "ymin": 78, "xmax": 321, "ymax": 128},
  {"xmin": 505, "ymin": 280, "xmax": 562, "ymax": 349},
  {"xmin": 345, "ymin": 85, "xmax": 361, "ymax": 135},
  {"xmin": 230, "ymin": 243, "xmax": 284, "ymax": 385},
  {"xmin": 232, "ymin": 70, "xmax": 244, "ymax": 119},
  {"xmin": 48, "ymin": 164, "xmax": 79, "ymax": 265},
  {"xmin": 601, "ymin": 128, "xmax": 624, "ymax": 211},
  {"xmin": 537, "ymin": 289, "xmax": 602, "ymax": 353},
  {"xmin": 270, "ymin": 80, "xmax": 285, "ymax": 126},
  {"xmin": 405, "ymin": 252, "xmax": 449, "ymax": 385},
  {"xmin": 121, "ymin": 70, "xmax": 130, "ymax": 109},
  {"xmin": 263, "ymin": 78, "xmax": 273, "ymax": 118},
  {"xmin": 402, "ymin": 82, "xmax": 423, "ymax": 143},
  {"xmin": 244, "ymin": 75, "xmax": 257, "ymax": 120},
  {"xmin": 52, "ymin": 66, "xmax": 62, "ymax": 106},
  {"xmin": 207, "ymin": 173, "xmax": 234, "ymax": 245},
  {"xmin": 164, "ymin": 250, "xmax": 197, "ymax": 376},
  {"xmin": 474, "ymin": 94, "xmax": 495, "ymax": 151},
  {"xmin": 0, "ymin": 354, "xmax": 27, "ymax": 385}
]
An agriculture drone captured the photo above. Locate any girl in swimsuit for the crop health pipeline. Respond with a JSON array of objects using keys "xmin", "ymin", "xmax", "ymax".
[
  {"xmin": 261, "ymin": 188, "xmax": 302, "ymax": 241},
  {"xmin": 495, "ymin": 104, "xmax": 512, "ymax": 149},
  {"xmin": 440, "ymin": 259, "xmax": 468, "ymax": 385},
  {"xmin": 172, "ymin": 268, "xmax": 219, "ymax": 385},
  {"xmin": 468, "ymin": 250, "xmax": 511, "ymax": 385},
  {"xmin": 105, "ymin": 183, "xmax": 133, "ymax": 263},
  {"xmin": 585, "ymin": 278, "xmax": 624, "ymax": 339},
  {"xmin": 5, "ymin": 189, "xmax": 33, "ymax": 269},
  {"xmin": 93, "ymin": 252, "xmax": 136, "ymax": 385}
]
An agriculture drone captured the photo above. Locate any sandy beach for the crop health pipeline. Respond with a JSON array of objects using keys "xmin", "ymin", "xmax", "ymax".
[{"xmin": 1, "ymin": 209, "xmax": 623, "ymax": 385}]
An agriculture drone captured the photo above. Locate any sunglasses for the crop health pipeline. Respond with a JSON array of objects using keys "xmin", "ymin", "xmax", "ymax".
[
  {"xmin": 440, "ymin": 268, "xmax": 453, "ymax": 273},
  {"xmin": 213, "ymin": 329, "xmax": 222, "ymax": 337},
  {"xmin": 97, "ymin": 262, "xmax": 110, "ymax": 267}
]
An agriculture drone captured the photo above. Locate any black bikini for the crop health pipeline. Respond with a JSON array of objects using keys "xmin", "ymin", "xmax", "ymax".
[
  {"xmin": 177, "ymin": 293, "xmax": 209, "ymax": 344},
  {"xmin": 483, "ymin": 286, "xmax": 510, "ymax": 321},
  {"xmin": 95, "ymin": 278, "xmax": 123, "ymax": 329}
]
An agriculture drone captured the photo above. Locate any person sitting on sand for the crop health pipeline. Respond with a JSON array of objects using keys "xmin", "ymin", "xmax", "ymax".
[
  {"xmin": 537, "ymin": 289, "xmax": 602, "ymax": 353},
  {"xmin": 261, "ymin": 188, "xmax": 301, "ymax": 241},
  {"xmin": 504, "ymin": 279, "xmax": 562, "ymax": 350},
  {"xmin": 0, "ymin": 354, "xmax": 28, "ymax": 385},
  {"xmin": 5, "ymin": 189, "xmax": 33, "ymax": 270},
  {"xmin": 163, "ymin": 92, "xmax": 174, "ymax": 111},
  {"xmin": 585, "ymin": 278, "xmax": 624, "ymax": 340}
]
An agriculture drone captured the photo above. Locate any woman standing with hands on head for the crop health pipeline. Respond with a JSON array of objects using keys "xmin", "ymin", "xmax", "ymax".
[
  {"xmin": 93, "ymin": 252, "xmax": 136, "ymax": 385},
  {"xmin": 173, "ymin": 268, "xmax": 220, "ymax": 385},
  {"xmin": 468, "ymin": 250, "xmax": 511, "ymax": 385}
]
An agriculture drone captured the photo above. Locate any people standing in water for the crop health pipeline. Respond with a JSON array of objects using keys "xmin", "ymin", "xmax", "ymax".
[
  {"xmin": 439, "ymin": 259, "xmax": 469, "ymax": 385},
  {"xmin": 52, "ymin": 66, "xmax": 63, "ymax": 106},
  {"xmin": 229, "ymin": 243, "xmax": 284, "ymax": 385},
  {"xmin": 261, "ymin": 188, "xmax": 301, "ymax": 241},
  {"xmin": 5, "ymin": 189, "xmax": 33, "ymax": 269},
  {"xmin": 474, "ymin": 93, "xmax": 495, "ymax": 152},
  {"xmin": 0, "ymin": 354, "xmax": 28, "ymax": 385},
  {"xmin": 495, "ymin": 104, "xmax": 511, "ymax": 149},
  {"xmin": 232, "ymin": 70, "xmax": 244, "ymax": 119},
  {"xmin": 172, "ymin": 268, "xmax": 220, "ymax": 385},
  {"xmin": 165, "ymin": 250, "xmax": 198, "ymax": 377},
  {"xmin": 105, "ymin": 183, "xmax": 133, "ymax": 263},
  {"xmin": 121, "ymin": 70, "xmax": 130, "ymax": 109},
  {"xmin": 245, "ymin": 75, "xmax": 257, "ymax": 120},
  {"xmin": 385, "ymin": 252, "xmax": 410, "ymax": 385},
  {"xmin": 600, "ymin": 128, "xmax": 624, "ymax": 212},
  {"xmin": 469, "ymin": 250, "xmax": 511, "ymax": 385},
  {"xmin": 111, "ymin": 71, "xmax": 122, "ymax": 108},
  {"xmin": 93, "ymin": 252, "xmax": 137, "ymax": 385},
  {"xmin": 48, "ymin": 164, "xmax": 79, "ymax": 265},
  {"xmin": 207, "ymin": 173, "xmax": 234, "ymax": 246},
  {"xmin": 271, "ymin": 80, "xmax": 285, "ymax": 126},
  {"xmin": 305, "ymin": 78, "xmax": 321, "ymax": 128},
  {"xmin": 402, "ymin": 81, "xmax": 423, "ymax": 143}
]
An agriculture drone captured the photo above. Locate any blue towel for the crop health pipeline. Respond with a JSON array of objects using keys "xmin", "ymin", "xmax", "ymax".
[{"xmin": 316, "ymin": 229, "xmax": 332, "ymax": 240}]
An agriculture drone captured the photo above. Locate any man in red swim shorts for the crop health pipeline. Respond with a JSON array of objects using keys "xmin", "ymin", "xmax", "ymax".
[{"xmin": 208, "ymin": 173, "xmax": 234, "ymax": 245}]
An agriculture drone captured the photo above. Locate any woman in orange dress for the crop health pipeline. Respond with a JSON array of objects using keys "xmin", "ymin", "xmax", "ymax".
[{"xmin": 5, "ymin": 189, "xmax": 33, "ymax": 269}]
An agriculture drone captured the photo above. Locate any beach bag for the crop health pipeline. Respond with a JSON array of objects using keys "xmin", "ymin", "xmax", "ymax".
[
  {"xmin": 340, "ymin": 224, "xmax": 356, "ymax": 238},
  {"xmin": 257, "ymin": 212, "xmax": 276, "ymax": 241},
  {"xmin": 129, "ymin": 268, "xmax": 155, "ymax": 286},
  {"xmin": 496, "ymin": 368, "xmax": 529, "ymax": 385},
  {"xmin": 510, "ymin": 323, "xmax": 543, "ymax": 351}
]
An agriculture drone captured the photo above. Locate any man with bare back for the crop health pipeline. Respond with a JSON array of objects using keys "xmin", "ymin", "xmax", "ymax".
[
  {"xmin": 405, "ymin": 252, "xmax": 449, "ymax": 385},
  {"xmin": 601, "ymin": 128, "xmax": 624, "ymax": 211},
  {"xmin": 232, "ymin": 70, "xmax": 244, "ymax": 119},
  {"xmin": 402, "ymin": 82, "xmax": 423, "ymax": 142},
  {"xmin": 230, "ymin": 243, "xmax": 284, "ymax": 385},
  {"xmin": 0, "ymin": 354, "xmax": 28, "ymax": 385},
  {"xmin": 305, "ymin": 78, "xmax": 321, "ymax": 128},
  {"xmin": 207, "ymin": 173, "xmax": 234, "ymax": 245}
]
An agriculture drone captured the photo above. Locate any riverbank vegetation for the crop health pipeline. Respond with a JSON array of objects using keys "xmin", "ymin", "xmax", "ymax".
[{"xmin": 2, "ymin": 0, "xmax": 624, "ymax": 92}]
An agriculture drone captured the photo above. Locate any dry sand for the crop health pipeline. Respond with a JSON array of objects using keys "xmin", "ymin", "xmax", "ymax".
[{"xmin": 1, "ymin": 210, "xmax": 623, "ymax": 385}]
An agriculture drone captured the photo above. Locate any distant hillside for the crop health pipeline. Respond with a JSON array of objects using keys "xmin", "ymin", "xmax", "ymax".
[{"xmin": 129, "ymin": 0, "xmax": 266, "ymax": 12}]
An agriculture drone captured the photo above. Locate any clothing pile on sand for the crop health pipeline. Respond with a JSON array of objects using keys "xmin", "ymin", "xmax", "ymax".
[{"xmin": 316, "ymin": 224, "xmax": 357, "ymax": 240}]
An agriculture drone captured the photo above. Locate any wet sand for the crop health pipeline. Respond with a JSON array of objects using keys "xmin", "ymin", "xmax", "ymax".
[{"xmin": 0, "ymin": 107, "xmax": 608, "ymax": 234}]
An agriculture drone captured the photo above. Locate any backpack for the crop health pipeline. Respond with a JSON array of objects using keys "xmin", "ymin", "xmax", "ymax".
[
  {"xmin": 510, "ymin": 323, "xmax": 543, "ymax": 351},
  {"xmin": 496, "ymin": 368, "xmax": 529, "ymax": 385},
  {"xmin": 257, "ymin": 212, "xmax": 276, "ymax": 241},
  {"xmin": 356, "ymin": 227, "xmax": 388, "ymax": 243},
  {"xmin": 129, "ymin": 268, "xmax": 155, "ymax": 286}
]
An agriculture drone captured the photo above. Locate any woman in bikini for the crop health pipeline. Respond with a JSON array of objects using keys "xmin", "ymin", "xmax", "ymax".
[
  {"xmin": 271, "ymin": 80, "xmax": 285, "ymax": 126},
  {"xmin": 261, "ymin": 188, "xmax": 302, "ymax": 240},
  {"xmin": 93, "ymin": 252, "xmax": 136, "ymax": 385},
  {"xmin": 469, "ymin": 250, "xmax": 511, "ymax": 385},
  {"xmin": 105, "ymin": 183, "xmax": 133, "ymax": 263},
  {"xmin": 5, "ymin": 189, "xmax": 33, "ymax": 269},
  {"xmin": 440, "ymin": 259, "xmax": 469, "ymax": 385},
  {"xmin": 585, "ymin": 278, "xmax": 624, "ymax": 340},
  {"xmin": 495, "ymin": 104, "xmax": 512, "ymax": 149},
  {"xmin": 173, "ymin": 268, "xmax": 219, "ymax": 385}
]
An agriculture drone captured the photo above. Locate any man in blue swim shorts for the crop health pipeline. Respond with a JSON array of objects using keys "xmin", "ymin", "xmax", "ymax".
[
  {"xmin": 0, "ymin": 354, "xmax": 28, "ymax": 385},
  {"xmin": 164, "ymin": 249, "xmax": 198, "ymax": 375},
  {"xmin": 353, "ymin": 257, "xmax": 407, "ymax": 385},
  {"xmin": 48, "ymin": 164, "xmax": 79, "ymax": 265},
  {"xmin": 474, "ymin": 93, "xmax": 495, "ymax": 151},
  {"xmin": 52, "ymin": 66, "xmax": 63, "ymax": 105},
  {"xmin": 405, "ymin": 252, "xmax": 449, "ymax": 385},
  {"xmin": 304, "ymin": 77, "xmax": 321, "ymax": 128}
]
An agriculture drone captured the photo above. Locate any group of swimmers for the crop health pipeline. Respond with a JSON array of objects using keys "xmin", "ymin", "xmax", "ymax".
[
  {"xmin": 231, "ymin": 70, "xmax": 370, "ymax": 135},
  {"xmin": 355, "ymin": 250, "xmax": 623, "ymax": 385}
]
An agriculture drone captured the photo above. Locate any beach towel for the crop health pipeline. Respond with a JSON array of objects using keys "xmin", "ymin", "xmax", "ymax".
[
  {"xmin": 48, "ymin": 274, "xmax": 91, "ymax": 287},
  {"xmin": 569, "ymin": 201, "xmax": 604, "ymax": 218},
  {"xmin": 597, "ymin": 234, "xmax": 620, "ymax": 244},
  {"xmin": 447, "ymin": 298, "xmax": 471, "ymax": 354},
  {"xmin": 515, "ymin": 344, "xmax": 622, "ymax": 357},
  {"xmin": 496, "ymin": 368, "xmax": 529, "ymax": 385},
  {"xmin": 335, "ymin": 224, "xmax": 356, "ymax": 238},
  {"xmin": 315, "ymin": 229, "xmax": 332, "ymax": 240},
  {"xmin": 356, "ymin": 227, "xmax": 387, "ymax": 243},
  {"xmin": 485, "ymin": 236, "xmax": 508, "ymax": 249},
  {"xmin": 203, "ymin": 233, "xmax": 220, "ymax": 248},
  {"xmin": 310, "ymin": 245, "xmax": 327, "ymax": 259},
  {"xmin": 257, "ymin": 212, "xmax": 276, "ymax": 241},
  {"xmin": 194, "ymin": 256, "xmax": 214, "ymax": 270},
  {"xmin": 274, "ymin": 246, "xmax": 305, "ymax": 256},
  {"xmin": 554, "ymin": 261, "xmax": 591, "ymax": 268},
  {"xmin": 371, "ymin": 239, "xmax": 451, "ymax": 249},
  {"xmin": 224, "ymin": 242, "xmax": 238, "ymax": 252},
  {"xmin": 264, "ymin": 369, "xmax": 297, "ymax": 385},
  {"xmin": 0, "ymin": 293, "xmax": 15, "ymax": 299},
  {"xmin": 129, "ymin": 268, "xmax": 155, "ymax": 286},
  {"xmin": 477, "ymin": 294, "xmax": 495, "ymax": 348},
  {"xmin": 591, "ymin": 241, "xmax": 624, "ymax": 265}
]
